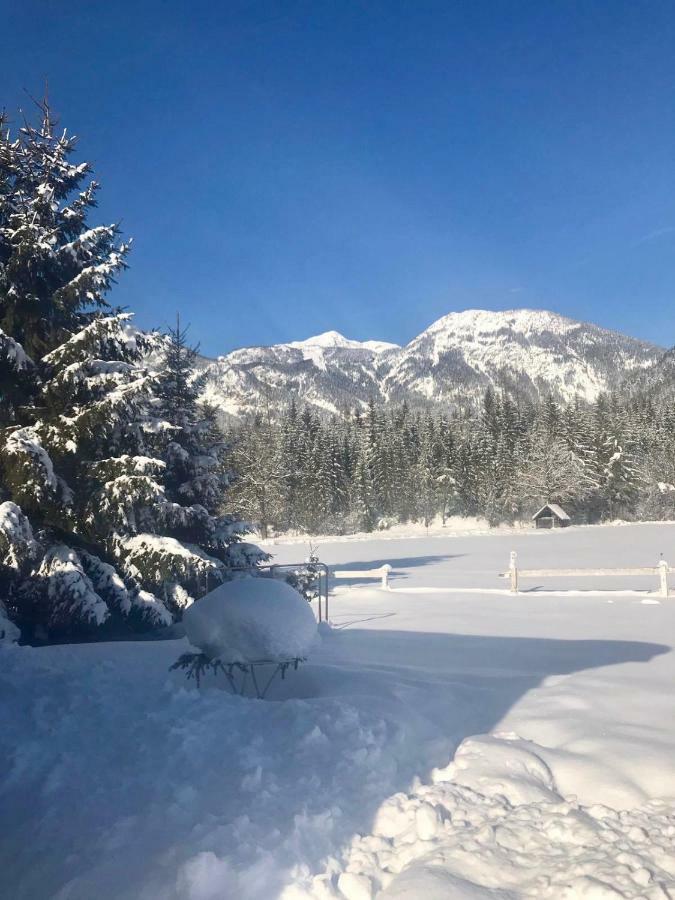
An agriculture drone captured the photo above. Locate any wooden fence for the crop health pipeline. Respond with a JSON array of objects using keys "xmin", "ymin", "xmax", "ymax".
[
  {"xmin": 501, "ymin": 551, "xmax": 671, "ymax": 597},
  {"xmin": 332, "ymin": 564, "xmax": 393, "ymax": 589}
]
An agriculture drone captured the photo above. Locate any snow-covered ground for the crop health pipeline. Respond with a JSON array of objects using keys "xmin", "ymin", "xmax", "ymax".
[
  {"xmin": 257, "ymin": 515, "xmax": 524, "ymax": 545},
  {"xmin": 2, "ymin": 524, "xmax": 675, "ymax": 898}
]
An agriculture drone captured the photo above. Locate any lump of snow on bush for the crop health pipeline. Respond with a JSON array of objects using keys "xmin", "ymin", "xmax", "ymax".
[{"xmin": 183, "ymin": 576, "xmax": 317, "ymax": 663}]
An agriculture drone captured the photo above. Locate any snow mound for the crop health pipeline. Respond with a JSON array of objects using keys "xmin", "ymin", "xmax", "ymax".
[
  {"xmin": 183, "ymin": 576, "xmax": 317, "ymax": 662},
  {"xmin": 312, "ymin": 733, "xmax": 675, "ymax": 899},
  {"xmin": 432, "ymin": 732, "xmax": 559, "ymax": 805}
]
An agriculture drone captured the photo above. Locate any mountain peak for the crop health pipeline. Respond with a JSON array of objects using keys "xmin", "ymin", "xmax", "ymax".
[
  {"xmin": 424, "ymin": 308, "xmax": 575, "ymax": 337},
  {"xmin": 288, "ymin": 331, "xmax": 399, "ymax": 353},
  {"xmin": 288, "ymin": 330, "xmax": 352, "ymax": 349}
]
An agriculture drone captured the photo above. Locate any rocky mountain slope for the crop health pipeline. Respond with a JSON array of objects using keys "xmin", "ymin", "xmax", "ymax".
[{"xmin": 199, "ymin": 309, "xmax": 664, "ymax": 419}]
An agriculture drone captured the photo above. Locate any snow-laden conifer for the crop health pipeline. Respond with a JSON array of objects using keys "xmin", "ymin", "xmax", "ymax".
[{"xmin": 0, "ymin": 100, "xmax": 262, "ymax": 640}]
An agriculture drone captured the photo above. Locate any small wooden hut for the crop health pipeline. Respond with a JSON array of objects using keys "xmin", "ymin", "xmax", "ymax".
[{"xmin": 532, "ymin": 503, "xmax": 571, "ymax": 529}]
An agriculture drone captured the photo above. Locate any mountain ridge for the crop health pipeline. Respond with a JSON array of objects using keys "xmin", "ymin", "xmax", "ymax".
[{"xmin": 199, "ymin": 308, "xmax": 665, "ymax": 419}]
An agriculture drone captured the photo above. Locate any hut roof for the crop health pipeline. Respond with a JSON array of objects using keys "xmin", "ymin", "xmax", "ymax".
[{"xmin": 532, "ymin": 503, "xmax": 570, "ymax": 522}]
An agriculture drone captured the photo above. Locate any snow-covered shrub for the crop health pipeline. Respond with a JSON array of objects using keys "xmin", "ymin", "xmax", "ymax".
[
  {"xmin": 283, "ymin": 551, "xmax": 322, "ymax": 603},
  {"xmin": 113, "ymin": 533, "xmax": 224, "ymax": 614},
  {"xmin": 31, "ymin": 545, "xmax": 110, "ymax": 632},
  {"xmin": 183, "ymin": 576, "xmax": 317, "ymax": 663},
  {"xmin": 80, "ymin": 550, "xmax": 172, "ymax": 629},
  {"xmin": 376, "ymin": 516, "xmax": 397, "ymax": 532},
  {"xmin": 0, "ymin": 502, "xmax": 39, "ymax": 573}
]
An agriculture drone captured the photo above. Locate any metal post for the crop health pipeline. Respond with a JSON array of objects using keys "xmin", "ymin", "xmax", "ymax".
[
  {"xmin": 658, "ymin": 559, "xmax": 669, "ymax": 598},
  {"xmin": 509, "ymin": 551, "xmax": 518, "ymax": 594}
]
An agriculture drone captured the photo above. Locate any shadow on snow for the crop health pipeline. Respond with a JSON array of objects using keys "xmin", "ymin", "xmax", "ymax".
[
  {"xmin": 330, "ymin": 554, "xmax": 465, "ymax": 588},
  {"xmin": 1, "ymin": 630, "xmax": 669, "ymax": 899}
]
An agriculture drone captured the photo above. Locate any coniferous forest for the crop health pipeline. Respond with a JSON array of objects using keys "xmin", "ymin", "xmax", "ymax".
[{"xmin": 226, "ymin": 388, "xmax": 675, "ymax": 537}]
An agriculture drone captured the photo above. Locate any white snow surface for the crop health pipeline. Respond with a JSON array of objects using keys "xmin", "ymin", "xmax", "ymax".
[
  {"xmin": 259, "ymin": 514, "xmax": 530, "ymax": 545},
  {"xmin": 287, "ymin": 331, "xmax": 399, "ymax": 354},
  {"xmin": 2, "ymin": 523, "xmax": 675, "ymax": 899},
  {"xmin": 183, "ymin": 576, "xmax": 317, "ymax": 662}
]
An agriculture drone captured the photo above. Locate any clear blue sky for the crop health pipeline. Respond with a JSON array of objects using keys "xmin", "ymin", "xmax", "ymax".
[{"xmin": 3, "ymin": 1, "xmax": 675, "ymax": 355}]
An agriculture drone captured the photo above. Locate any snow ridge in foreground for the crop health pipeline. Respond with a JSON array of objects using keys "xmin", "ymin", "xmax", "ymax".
[{"xmin": 291, "ymin": 734, "xmax": 675, "ymax": 900}]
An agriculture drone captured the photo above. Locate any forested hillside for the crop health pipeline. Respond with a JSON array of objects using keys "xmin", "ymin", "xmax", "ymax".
[{"xmin": 227, "ymin": 389, "xmax": 675, "ymax": 536}]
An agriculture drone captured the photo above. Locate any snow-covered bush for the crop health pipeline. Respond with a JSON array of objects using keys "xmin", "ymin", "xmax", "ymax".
[
  {"xmin": 283, "ymin": 550, "xmax": 323, "ymax": 603},
  {"xmin": 376, "ymin": 516, "xmax": 397, "ymax": 531},
  {"xmin": 183, "ymin": 576, "xmax": 317, "ymax": 663}
]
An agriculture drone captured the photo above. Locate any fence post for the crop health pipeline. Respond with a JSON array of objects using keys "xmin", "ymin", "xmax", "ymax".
[
  {"xmin": 323, "ymin": 566, "xmax": 329, "ymax": 623},
  {"xmin": 658, "ymin": 559, "xmax": 669, "ymax": 598},
  {"xmin": 381, "ymin": 564, "xmax": 392, "ymax": 590},
  {"xmin": 509, "ymin": 551, "xmax": 519, "ymax": 594}
]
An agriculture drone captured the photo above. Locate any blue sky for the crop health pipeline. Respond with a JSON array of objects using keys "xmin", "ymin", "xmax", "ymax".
[{"xmin": 3, "ymin": 1, "xmax": 675, "ymax": 355}]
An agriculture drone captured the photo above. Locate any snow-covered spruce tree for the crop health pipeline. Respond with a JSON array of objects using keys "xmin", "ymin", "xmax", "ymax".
[
  {"xmin": 278, "ymin": 398, "xmax": 302, "ymax": 531},
  {"xmin": 1, "ymin": 322, "xmax": 174, "ymax": 636},
  {"xmin": 320, "ymin": 423, "xmax": 349, "ymax": 531},
  {"xmin": 0, "ymin": 103, "xmax": 171, "ymax": 639},
  {"xmin": 436, "ymin": 414, "xmax": 458, "ymax": 524},
  {"xmin": 411, "ymin": 413, "xmax": 441, "ymax": 528},
  {"xmin": 514, "ymin": 422, "xmax": 590, "ymax": 513},
  {"xmin": 0, "ymin": 500, "xmax": 38, "ymax": 641},
  {"xmin": 0, "ymin": 101, "xmax": 261, "ymax": 641},
  {"xmin": 144, "ymin": 318, "xmax": 266, "ymax": 612}
]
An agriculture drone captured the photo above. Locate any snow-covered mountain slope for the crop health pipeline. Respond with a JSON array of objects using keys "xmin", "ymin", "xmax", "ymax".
[
  {"xmin": 288, "ymin": 330, "xmax": 399, "ymax": 355},
  {"xmin": 200, "ymin": 310, "xmax": 664, "ymax": 418},
  {"xmin": 621, "ymin": 343, "xmax": 675, "ymax": 406},
  {"xmin": 200, "ymin": 331, "xmax": 398, "ymax": 418},
  {"xmin": 381, "ymin": 308, "xmax": 661, "ymax": 406}
]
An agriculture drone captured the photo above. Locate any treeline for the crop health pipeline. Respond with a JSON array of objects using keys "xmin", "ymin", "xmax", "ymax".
[
  {"xmin": 0, "ymin": 102, "xmax": 260, "ymax": 643},
  {"xmin": 227, "ymin": 390, "xmax": 675, "ymax": 536}
]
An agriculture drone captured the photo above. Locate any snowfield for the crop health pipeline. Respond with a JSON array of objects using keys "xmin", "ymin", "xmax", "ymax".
[{"xmin": 2, "ymin": 524, "xmax": 675, "ymax": 899}]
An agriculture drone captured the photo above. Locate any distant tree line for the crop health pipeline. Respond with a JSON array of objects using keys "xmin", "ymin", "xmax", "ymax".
[{"xmin": 226, "ymin": 389, "xmax": 675, "ymax": 536}]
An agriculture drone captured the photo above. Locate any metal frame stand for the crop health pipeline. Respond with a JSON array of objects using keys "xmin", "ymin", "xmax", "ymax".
[
  {"xmin": 225, "ymin": 562, "xmax": 331, "ymax": 622},
  {"xmin": 170, "ymin": 651, "xmax": 306, "ymax": 699}
]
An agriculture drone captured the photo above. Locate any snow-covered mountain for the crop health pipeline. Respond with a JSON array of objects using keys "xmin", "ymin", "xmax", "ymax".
[
  {"xmin": 200, "ymin": 330, "xmax": 399, "ymax": 418},
  {"xmin": 200, "ymin": 309, "xmax": 664, "ymax": 419},
  {"xmin": 287, "ymin": 330, "xmax": 399, "ymax": 355}
]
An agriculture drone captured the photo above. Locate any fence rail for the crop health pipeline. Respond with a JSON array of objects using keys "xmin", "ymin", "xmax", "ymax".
[
  {"xmin": 226, "ymin": 563, "xmax": 331, "ymax": 622},
  {"xmin": 332, "ymin": 564, "xmax": 393, "ymax": 589},
  {"xmin": 501, "ymin": 551, "xmax": 671, "ymax": 597},
  {"xmin": 223, "ymin": 562, "xmax": 394, "ymax": 625}
]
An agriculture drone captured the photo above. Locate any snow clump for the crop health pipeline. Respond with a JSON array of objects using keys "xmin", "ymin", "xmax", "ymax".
[{"xmin": 183, "ymin": 576, "xmax": 317, "ymax": 662}]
